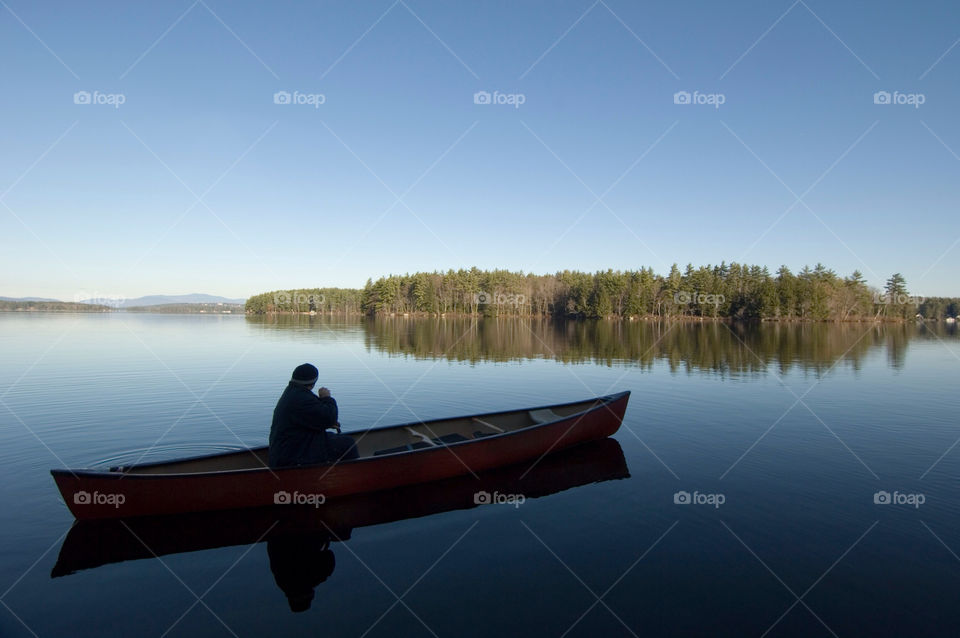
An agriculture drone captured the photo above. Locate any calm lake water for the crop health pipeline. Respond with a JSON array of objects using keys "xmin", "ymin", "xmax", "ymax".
[{"xmin": 1, "ymin": 313, "xmax": 958, "ymax": 637}]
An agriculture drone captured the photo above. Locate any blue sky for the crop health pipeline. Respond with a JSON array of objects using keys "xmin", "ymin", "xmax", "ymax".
[{"xmin": 1, "ymin": 0, "xmax": 958, "ymax": 300}]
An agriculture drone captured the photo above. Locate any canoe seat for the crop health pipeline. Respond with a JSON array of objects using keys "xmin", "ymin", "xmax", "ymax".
[
  {"xmin": 406, "ymin": 427, "xmax": 437, "ymax": 446},
  {"xmin": 529, "ymin": 409, "xmax": 559, "ymax": 424},
  {"xmin": 373, "ymin": 444, "xmax": 410, "ymax": 456},
  {"xmin": 373, "ymin": 433, "xmax": 469, "ymax": 456},
  {"xmin": 471, "ymin": 417, "xmax": 504, "ymax": 433}
]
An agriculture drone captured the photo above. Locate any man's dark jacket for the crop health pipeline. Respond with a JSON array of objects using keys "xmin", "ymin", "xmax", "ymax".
[{"xmin": 268, "ymin": 382, "xmax": 339, "ymax": 468}]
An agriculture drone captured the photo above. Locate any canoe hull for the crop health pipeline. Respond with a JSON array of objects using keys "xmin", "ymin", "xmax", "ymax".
[
  {"xmin": 53, "ymin": 438, "xmax": 629, "ymax": 577},
  {"xmin": 52, "ymin": 391, "xmax": 629, "ymax": 519}
]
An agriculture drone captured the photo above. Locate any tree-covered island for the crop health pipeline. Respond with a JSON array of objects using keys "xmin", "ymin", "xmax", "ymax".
[{"xmin": 245, "ymin": 264, "xmax": 958, "ymax": 321}]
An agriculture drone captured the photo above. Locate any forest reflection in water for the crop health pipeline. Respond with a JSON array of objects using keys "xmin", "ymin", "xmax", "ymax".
[{"xmin": 245, "ymin": 315, "xmax": 957, "ymax": 375}]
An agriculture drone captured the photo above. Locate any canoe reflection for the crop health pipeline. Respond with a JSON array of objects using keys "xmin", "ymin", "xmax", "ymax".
[{"xmin": 52, "ymin": 438, "xmax": 629, "ymax": 610}]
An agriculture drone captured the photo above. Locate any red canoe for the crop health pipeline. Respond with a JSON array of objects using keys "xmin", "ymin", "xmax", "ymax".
[
  {"xmin": 52, "ymin": 438, "xmax": 630, "ymax": 577},
  {"xmin": 51, "ymin": 391, "xmax": 630, "ymax": 519}
]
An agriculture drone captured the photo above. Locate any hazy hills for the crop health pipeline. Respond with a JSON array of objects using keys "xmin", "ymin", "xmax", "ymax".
[
  {"xmin": 86, "ymin": 294, "xmax": 246, "ymax": 307},
  {"xmin": 0, "ymin": 293, "xmax": 244, "ymax": 307}
]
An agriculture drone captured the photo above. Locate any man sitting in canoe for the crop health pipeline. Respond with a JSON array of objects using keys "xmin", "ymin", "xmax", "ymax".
[{"xmin": 269, "ymin": 363, "xmax": 359, "ymax": 467}]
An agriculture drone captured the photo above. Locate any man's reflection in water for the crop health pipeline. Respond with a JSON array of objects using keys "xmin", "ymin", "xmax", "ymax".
[{"xmin": 268, "ymin": 534, "xmax": 336, "ymax": 612}]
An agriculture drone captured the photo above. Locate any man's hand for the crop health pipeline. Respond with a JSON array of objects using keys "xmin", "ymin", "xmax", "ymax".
[{"xmin": 317, "ymin": 387, "xmax": 331, "ymax": 399}]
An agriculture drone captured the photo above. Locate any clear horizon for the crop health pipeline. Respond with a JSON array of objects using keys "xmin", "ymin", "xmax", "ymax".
[
  {"xmin": 2, "ymin": 1, "xmax": 959, "ymax": 299},
  {"xmin": 0, "ymin": 259, "xmax": 955, "ymax": 304}
]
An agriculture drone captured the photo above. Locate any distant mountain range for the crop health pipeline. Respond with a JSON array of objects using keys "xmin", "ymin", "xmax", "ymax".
[
  {"xmin": 94, "ymin": 294, "xmax": 246, "ymax": 307},
  {"xmin": 1, "ymin": 294, "xmax": 245, "ymax": 307}
]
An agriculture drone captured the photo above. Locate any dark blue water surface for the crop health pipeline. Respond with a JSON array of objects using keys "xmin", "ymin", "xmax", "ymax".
[{"xmin": 0, "ymin": 313, "xmax": 958, "ymax": 637}]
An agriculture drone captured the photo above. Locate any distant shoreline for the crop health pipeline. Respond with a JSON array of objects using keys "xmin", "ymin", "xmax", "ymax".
[
  {"xmin": 0, "ymin": 301, "xmax": 112, "ymax": 313},
  {"xmin": 4, "ymin": 308, "xmax": 954, "ymax": 324},
  {"xmin": 244, "ymin": 310, "xmax": 949, "ymax": 323},
  {"xmin": 123, "ymin": 303, "xmax": 243, "ymax": 314},
  {"xmin": 0, "ymin": 301, "xmax": 243, "ymax": 314}
]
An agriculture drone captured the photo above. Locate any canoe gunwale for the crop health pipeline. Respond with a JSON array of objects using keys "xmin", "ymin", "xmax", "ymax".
[{"xmin": 51, "ymin": 391, "xmax": 630, "ymax": 480}]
